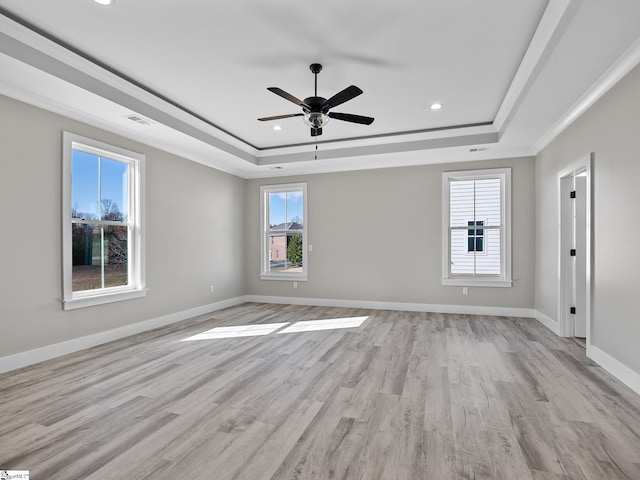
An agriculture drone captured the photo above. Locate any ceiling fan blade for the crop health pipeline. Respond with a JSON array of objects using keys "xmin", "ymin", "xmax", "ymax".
[
  {"xmin": 267, "ymin": 87, "xmax": 310, "ymax": 109},
  {"xmin": 322, "ymin": 85, "xmax": 363, "ymax": 110},
  {"xmin": 328, "ymin": 112, "xmax": 374, "ymax": 125},
  {"xmin": 311, "ymin": 128, "xmax": 322, "ymax": 137},
  {"xmin": 258, "ymin": 113, "xmax": 304, "ymax": 121}
]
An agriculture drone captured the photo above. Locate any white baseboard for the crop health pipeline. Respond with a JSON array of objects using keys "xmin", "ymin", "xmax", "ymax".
[
  {"xmin": 245, "ymin": 295, "xmax": 535, "ymax": 318},
  {"xmin": 5, "ymin": 295, "xmax": 638, "ymax": 399},
  {"xmin": 587, "ymin": 345, "xmax": 640, "ymax": 397},
  {"xmin": 533, "ymin": 310, "xmax": 640, "ymax": 396},
  {"xmin": 0, "ymin": 296, "xmax": 247, "ymax": 374},
  {"xmin": 533, "ymin": 309, "xmax": 561, "ymax": 335}
]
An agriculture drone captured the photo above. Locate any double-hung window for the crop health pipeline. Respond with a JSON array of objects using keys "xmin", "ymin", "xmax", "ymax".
[
  {"xmin": 62, "ymin": 132, "xmax": 146, "ymax": 309},
  {"xmin": 260, "ymin": 183, "xmax": 307, "ymax": 281},
  {"xmin": 442, "ymin": 168, "xmax": 511, "ymax": 287}
]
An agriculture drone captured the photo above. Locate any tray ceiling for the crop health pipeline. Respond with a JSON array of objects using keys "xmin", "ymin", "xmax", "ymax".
[{"xmin": 1, "ymin": 0, "xmax": 639, "ymax": 177}]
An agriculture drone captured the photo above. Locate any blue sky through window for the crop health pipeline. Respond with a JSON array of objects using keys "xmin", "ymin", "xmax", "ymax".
[
  {"xmin": 72, "ymin": 150, "xmax": 128, "ymax": 220},
  {"xmin": 268, "ymin": 191, "xmax": 303, "ymax": 226}
]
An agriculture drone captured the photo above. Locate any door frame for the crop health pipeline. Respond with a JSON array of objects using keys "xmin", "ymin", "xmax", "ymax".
[{"xmin": 557, "ymin": 153, "xmax": 592, "ymax": 343}]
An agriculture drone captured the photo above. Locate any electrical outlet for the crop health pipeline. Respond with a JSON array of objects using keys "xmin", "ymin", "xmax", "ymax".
[
  {"xmin": 293, "ymin": 282, "xmax": 298, "ymax": 289},
  {"xmin": 210, "ymin": 285, "xmax": 214, "ymax": 294},
  {"xmin": 462, "ymin": 287, "xmax": 469, "ymax": 295}
]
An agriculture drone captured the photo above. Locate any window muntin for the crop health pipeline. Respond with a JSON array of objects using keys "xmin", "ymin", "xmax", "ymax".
[
  {"xmin": 260, "ymin": 183, "xmax": 307, "ymax": 281},
  {"xmin": 442, "ymin": 168, "xmax": 511, "ymax": 287},
  {"xmin": 63, "ymin": 132, "xmax": 146, "ymax": 309}
]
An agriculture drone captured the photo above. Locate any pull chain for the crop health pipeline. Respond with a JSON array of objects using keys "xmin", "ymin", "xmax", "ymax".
[{"xmin": 315, "ymin": 137, "xmax": 318, "ymax": 160}]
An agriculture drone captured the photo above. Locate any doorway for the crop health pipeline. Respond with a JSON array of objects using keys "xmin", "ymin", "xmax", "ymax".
[{"xmin": 558, "ymin": 154, "xmax": 591, "ymax": 340}]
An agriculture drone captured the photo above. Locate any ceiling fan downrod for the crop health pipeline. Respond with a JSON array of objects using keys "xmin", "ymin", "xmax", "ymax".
[
  {"xmin": 310, "ymin": 63, "xmax": 322, "ymax": 98},
  {"xmin": 310, "ymin": 64, "xmax": 322, "ymax": 159}
]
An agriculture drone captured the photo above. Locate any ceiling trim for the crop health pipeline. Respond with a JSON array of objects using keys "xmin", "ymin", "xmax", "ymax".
[
  {"xmin": 0, "ymin": 16, "xmax": 259, "ymax": 165},
  {"xmin": 257, "ymin": 121, "xmax": 494, "ymax": 151},
  {"xmin": 0, "ymin": 6, "xmax": 256, "ymax": 150},
  {"xmin": 5, "ymin": 1, "xmax": 633, "ymax": 180},
  {"xmin": 258, "ymin": 130, "xmax": 500, "ymax": 166},
  {"xmin": 0, "ymin": 3, "xmax": 558, "ymax": 170},
  {"xmin": 533, "ymin": 36, "xmax": 640, "ymax": 153},
  {"xmin": 493, "ymin": 0, "xmax": 583, "ymax": 136}
]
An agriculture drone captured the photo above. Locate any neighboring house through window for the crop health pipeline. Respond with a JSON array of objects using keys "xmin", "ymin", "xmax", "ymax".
[
  {"xmin": 468, "ymin": 220, "xmax": 484, "ymax": 252},
  {"xmin": 260, "ymin": 183, "xmax": 307, "ymax": 281},
  {"xmin": 442, "ymin": 168, "xmax": 511, "ymax": 287},
  {"xmin": 62, "ymin": 132, "xmax": 146, "ymax": 309}
]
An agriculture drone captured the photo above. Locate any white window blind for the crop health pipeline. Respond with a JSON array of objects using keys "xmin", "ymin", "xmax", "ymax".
[
  {"xmin": 449, "ymin": 178, "xmax": 501, "ymax": 276},
  {"xmin": 442, "ymin": 168, "xmax": 511, "ymax": 287}
]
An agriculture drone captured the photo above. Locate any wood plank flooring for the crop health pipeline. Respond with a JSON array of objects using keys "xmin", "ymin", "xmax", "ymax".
[{"xmin": 1, "ymin": 303, "xmax": 640, "ymax": 479}]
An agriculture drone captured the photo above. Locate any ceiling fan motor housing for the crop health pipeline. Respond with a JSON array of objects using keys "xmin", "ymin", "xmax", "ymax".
[{"xmin": 303, "ymin": 96, "xmax": 327, "ymax": 113}]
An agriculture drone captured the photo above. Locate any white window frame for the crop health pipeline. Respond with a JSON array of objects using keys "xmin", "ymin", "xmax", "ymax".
[
  {"xmin": 442, "ymin": 168, "xmax": 512, "ymax": 287},
  {"xmin": 62, "ymin": 132, "xmax": 146, "ymax": 309},
  {"xmin": 260, "ymin": 183, "xmax": 308, "ymax": 281}
]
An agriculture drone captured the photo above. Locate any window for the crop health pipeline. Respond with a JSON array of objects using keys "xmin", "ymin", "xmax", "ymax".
[
  {"xmin": 442, "ymin": 168, "xmax": 511, "ymax": 287},
  {"xmin": 62, "ymin": 132, "xmax": 146, "ymax": 309},
  {"xmin": 260, "ymin": 183, "xmax": 307, "ymax": 281}
]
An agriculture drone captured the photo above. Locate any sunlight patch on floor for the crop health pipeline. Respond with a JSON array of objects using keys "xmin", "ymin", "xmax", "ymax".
[
  {"xmin": 278, "ymin": 316, "xmax": 369, "ymax": 334},
  {"xmin": 181, "ymin": 316, "xmax": 369, "ymax": 341},
  {"xmin": 181, "ymin": 323, "xmax": 289, "ymax": 341}
]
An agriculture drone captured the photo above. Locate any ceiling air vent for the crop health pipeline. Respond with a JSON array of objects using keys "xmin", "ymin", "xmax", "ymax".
[{"xmin": 124, "ymin": 114, "xmax": 154, "ymax": 126}]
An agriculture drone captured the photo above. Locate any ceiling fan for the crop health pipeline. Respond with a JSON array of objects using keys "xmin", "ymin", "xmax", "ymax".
[{"xmin": 258, "ymin": 63, "xmax": 374, "ymax": 137}]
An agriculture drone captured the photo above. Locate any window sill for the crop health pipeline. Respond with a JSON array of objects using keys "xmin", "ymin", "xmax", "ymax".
[
  {"xmin": 442, "ymin": 278, "xmax": 512, "ymax": 288},
  {"xmin": 260, "ymin": 273, "xmax": 308, "ymax": 282},
  {"xmin": 63, "ymin": 288, "xmax": 148, "ymax": 310}
]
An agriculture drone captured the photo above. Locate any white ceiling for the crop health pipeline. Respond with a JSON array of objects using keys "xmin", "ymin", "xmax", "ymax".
[{"xmin": 1, "ymin": 0, "xmax": 640, "ymax": 178}]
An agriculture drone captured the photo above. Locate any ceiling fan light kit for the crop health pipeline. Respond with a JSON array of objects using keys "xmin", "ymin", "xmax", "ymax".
[
  {"xmin": 258, "ymin": 63, "xmax": 374, "ymax": 137},
  {"xmin": 303, "ymin": 112, "xmax": 330, "ymax": 129}
]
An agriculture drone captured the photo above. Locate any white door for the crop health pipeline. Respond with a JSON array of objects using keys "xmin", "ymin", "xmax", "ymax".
[
  {"xmin": 574, "ymin": 174, "xmax": 587, "ymax": 338},
  {"xmin": 560, "ymin": 171, "xmax": 587, "ymax": 338}
]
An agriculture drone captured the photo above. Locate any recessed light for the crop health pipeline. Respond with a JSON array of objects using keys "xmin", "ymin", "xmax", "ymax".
[
  {"xmin": 272, "ymin": 125, "xmax": 282, "ymax": 131},
  {"xmin": 94, "ymin": 0, "xmax": 113, "ymax": 5},
  {"xmin": 430, "ymin": 103, "xmax": 442, "ymax": 110}
]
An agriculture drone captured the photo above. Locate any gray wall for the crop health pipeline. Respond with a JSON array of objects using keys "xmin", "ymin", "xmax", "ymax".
[
  {"xmin": 0, "ymin": 95, "xmax": 246, "ymax": 357},
  {"xmin": 3, "ymin": 59, "xmax": 638, "ymax": 384},
  {"xmin": 536, "ymin": 63, "xmax": 640, "ymax": 374},
  {"xmin": 245, "ymin": 157, "xmax": 535, "ymax": 309}
]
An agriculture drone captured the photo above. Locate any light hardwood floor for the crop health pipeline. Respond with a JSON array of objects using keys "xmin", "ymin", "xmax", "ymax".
[{"xmin": 1, "ymin": 303, "xmax": 640, "ymax": 479}]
